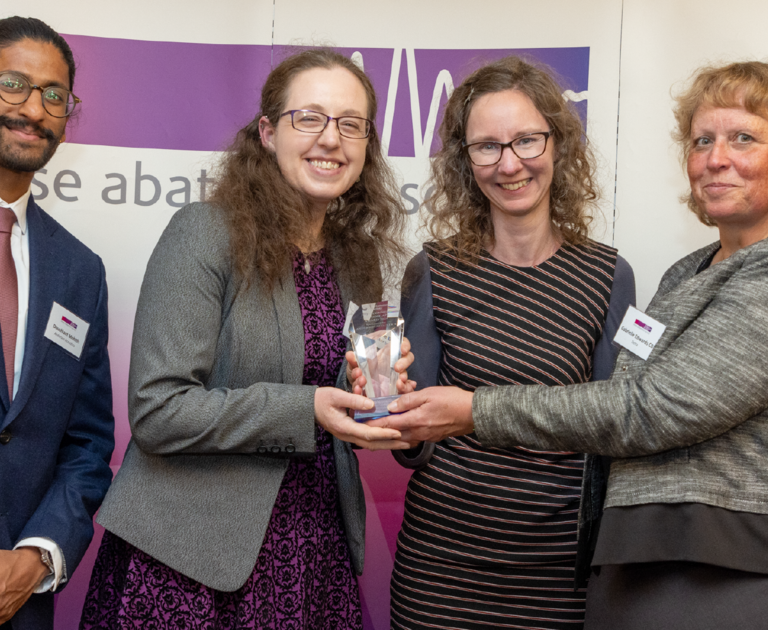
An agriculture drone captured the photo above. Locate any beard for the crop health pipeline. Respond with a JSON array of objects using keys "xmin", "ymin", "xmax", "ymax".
[{"xmin": 0, "ymin": 114, "xmax": 62, "ymax": 173}]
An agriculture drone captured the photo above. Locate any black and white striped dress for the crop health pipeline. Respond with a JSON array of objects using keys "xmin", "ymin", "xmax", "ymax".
[{"xmin": 391, "ymin": 242, "xmax": 618, "ymax": 630}]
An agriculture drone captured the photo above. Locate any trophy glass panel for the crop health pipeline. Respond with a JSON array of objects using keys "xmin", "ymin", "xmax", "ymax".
[{"xmin": 347, "ymin": 301, "xmax": 403, "ymax": 421}]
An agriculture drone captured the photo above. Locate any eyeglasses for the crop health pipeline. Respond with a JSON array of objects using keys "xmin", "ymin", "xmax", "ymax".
[
  {"xmin": 464, "ymin": 131, "xmax": 553, "ymax": 166},
  {"xmin": 279, "ymin": 109, "xmax": 371, "ymax": 139},
  {"xmin": 0, "ymin": 71, "xmax": 80, "ymax": 118}
]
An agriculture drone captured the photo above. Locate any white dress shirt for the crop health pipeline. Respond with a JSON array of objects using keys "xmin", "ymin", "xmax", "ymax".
[{"xmin": 0, "ymin": 189, "xmax": 66, "ymax": 592}]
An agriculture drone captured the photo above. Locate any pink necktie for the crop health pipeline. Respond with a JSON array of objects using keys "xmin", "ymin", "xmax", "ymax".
[{"xmin": 0, "ymin": 206, "xmax": 18, "ymax": 400}]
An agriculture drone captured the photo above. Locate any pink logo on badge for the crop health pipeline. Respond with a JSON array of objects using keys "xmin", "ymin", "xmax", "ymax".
[
  {"xmin": 61, "ymin": 316, "xmax": 78, "ymax": 330},
  {"xmin": 634, "ymin": 318, "xmax": 652, "ymax": 333}
]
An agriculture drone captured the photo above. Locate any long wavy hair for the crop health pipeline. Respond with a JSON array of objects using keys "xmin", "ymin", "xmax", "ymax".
[
  {"xmin": 426, "ymin": 56, "xmax": 598, "ymax": 262},
  {"xmin": 209, "ymin": 48, "xmax": 406, "ymax": 290},
  {"xmin": 672, "ymin": 61, "xmax": 768, "ymax": 226}
]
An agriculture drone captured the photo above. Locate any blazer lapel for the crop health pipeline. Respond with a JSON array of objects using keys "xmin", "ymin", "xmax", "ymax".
[
  {"xmin": 1, "ymin": 199, "xmax": 56, "ymax": 428},
  {"xmin": 645, "ymin": 241, "xmax": 748, "ymax": 358},
  {"xmin": 272, "ymin": 265, "xmax": 306, "ymax": 386},
  {"xmin": 272, "ymin": 243, "xmax": 383, "ymax": 387}
]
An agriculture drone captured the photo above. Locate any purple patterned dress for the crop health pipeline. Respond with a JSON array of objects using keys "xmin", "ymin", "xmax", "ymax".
[{"xmin": 80, "ymin": 249, "xmax": 362, "ymax": 630}]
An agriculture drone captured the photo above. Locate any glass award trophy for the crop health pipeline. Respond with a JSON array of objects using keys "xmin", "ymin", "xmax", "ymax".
[{"xmin": 347, "ymin": 301, "xmax": 404, "ymax": 421}]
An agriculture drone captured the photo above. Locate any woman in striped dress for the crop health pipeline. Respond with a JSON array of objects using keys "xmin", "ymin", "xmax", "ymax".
[{"xmin": 387, "ymin": 57, "xmax": 635, "ymax": 629}]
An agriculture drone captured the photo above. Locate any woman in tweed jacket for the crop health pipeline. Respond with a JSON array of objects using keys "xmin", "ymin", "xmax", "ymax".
[{"xmin": 383, "ymin": 61, "xmax": 768, "ymax": 629}]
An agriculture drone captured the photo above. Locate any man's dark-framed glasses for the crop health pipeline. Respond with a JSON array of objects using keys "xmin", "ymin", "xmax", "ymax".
[
  {"xmin": 464, "ymin": 131, "xmax": 553, "ymax": 166},
  {"xmin": 280, "ymin": 109, "xmax": 372, "ymax": 139},
  {"xmin": 0, "ymin": 71, "xmax": 81, "ymax": 118}
]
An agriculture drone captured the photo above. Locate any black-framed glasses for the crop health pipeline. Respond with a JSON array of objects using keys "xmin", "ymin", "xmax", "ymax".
[
  {"xmin": 279, "ymin": 109, "xmax": 371, "ymax": 139},
  {"xmin": 0, "ymin": 71, "xmax": 80, "ymax": 118},
  {"xmin": 464, "ymin": 131, "xmax": 552, "ymax": 166}
]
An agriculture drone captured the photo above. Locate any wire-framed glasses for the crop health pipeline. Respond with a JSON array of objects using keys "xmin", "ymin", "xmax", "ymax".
[
  {"xmin": 279, "ymin": 109, "xmax": 372, "ymax": 139},
  {"xmin": 0, "ymin": 71, "xmax": 81, "ymax": 118},
  {"xmin": 464, "ymin": 131, "xmax": 552, "ymax": 166}
]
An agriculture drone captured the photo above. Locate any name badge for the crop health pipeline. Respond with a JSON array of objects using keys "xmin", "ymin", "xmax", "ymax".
[
  {"xmin": 44, "ymin": 302, "xmax": 90, "ymax": 360},
  {"xmin": 613, "ymin": 305, "xmax": 666, "ymax": 360}
]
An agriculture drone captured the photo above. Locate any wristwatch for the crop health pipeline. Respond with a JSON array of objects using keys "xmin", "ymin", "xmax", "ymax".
[{"xmin": 39, "ymin": 548, "xmax": 54, "ymax": 575}]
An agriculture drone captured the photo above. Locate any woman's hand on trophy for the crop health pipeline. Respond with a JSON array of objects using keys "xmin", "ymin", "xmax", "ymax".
[
  {"xmin": 369, "ymin": 386, "xmax": 475, "ymax": 444},
  {"xmin": 313, "ymin": 387, "xmax": 412, "ymax": 450}
]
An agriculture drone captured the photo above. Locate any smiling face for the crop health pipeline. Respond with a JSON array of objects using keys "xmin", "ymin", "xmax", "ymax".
[
  {"xmin": 465, "ymin": 89, "xmax": 554, "ymax": 227},
  {"xmin": 688, "ymin": 105, "xmax": 768, "ymax": 241},
  {"xmin": 0, "ymin": 39, "xmax": 68, "ymax": 183},
  {"xmin": 260, "ymin": 66, "xmax": 369, "ymax": 214}
]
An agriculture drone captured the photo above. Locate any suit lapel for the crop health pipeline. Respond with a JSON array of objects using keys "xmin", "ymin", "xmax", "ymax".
[
  {"xmin": 1, "ymin": 199, "xmax": 56, "ymax": 428},
  {"xmin": 0, "ymin": 345, "xmax": 9, "ymax": 412}
]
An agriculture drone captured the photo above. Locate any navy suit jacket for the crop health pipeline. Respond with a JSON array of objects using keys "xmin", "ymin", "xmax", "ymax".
[{"xmin": 0, "ymin": 198, "xmax": 114, "ymax": 630}]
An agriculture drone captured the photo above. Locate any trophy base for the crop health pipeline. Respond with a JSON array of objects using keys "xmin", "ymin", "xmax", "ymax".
[{"xmin": 354, "ymin": 395, "xmax": 401, "ymax": 422}]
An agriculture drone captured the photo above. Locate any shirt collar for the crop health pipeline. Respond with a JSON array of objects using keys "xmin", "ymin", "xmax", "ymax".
[{"xmin": 0, "ymin": 188, "xmax": 31, "ymax": 235}]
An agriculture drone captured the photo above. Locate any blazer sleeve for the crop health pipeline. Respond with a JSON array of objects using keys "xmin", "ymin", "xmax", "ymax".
[
  {"xmin": 18, "ymin": 259, "xmax": 115, "ymax": 581},
  {"xmin": 393, "ymin": 249, "xmax": 440, "ymax": 469},
  {"xmin": 401, "ymin": 249, "xmax": 441, "ymax": 388},
  {"xmin": 128, "ymin": 204, "xmax": 317, "ymax": 456},
  {"xmin": 473, "ymin": 246, "xmax": 768, "ymax": 457},
  {"xmin": 591, "ymin": 254, "xmax": 636, "ymax": 382}
]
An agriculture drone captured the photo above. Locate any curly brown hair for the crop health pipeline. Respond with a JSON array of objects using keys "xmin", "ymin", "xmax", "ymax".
[
  {"xmin": 425, "ymin": 56, "xmax": 598, "ymax": 262},
  {"xmin": 672, "ymin": 61, "xmax": 768, "ymax": 226},
  {"xmin": 209, "ymin": 48, "xmax": 406, "ymax": 290}
]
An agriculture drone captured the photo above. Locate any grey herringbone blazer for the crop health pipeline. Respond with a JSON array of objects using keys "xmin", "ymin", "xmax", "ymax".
[
  {"xmin": 474, "ymin": 237, "xmax": 768, "ymax": 516},
  {"xmin": 98, "ymin": 203, "xmax": 381, "ymax": 591}
]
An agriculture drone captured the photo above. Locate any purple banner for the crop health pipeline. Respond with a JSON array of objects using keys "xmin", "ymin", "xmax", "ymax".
[
  {"xmin": 389, "ymin": 47, "xmax": 589, "ymax": 157},
  {"xmin": 62, "ymin": 35, "xmax": 273, "ymax": 151},
  {"xmin": 61, "ymin": 36, "xmax": 395, "ymax": 152},
  {"xmin": 62, "ymin": 36, "xmax": 588, "ymax": 156}
]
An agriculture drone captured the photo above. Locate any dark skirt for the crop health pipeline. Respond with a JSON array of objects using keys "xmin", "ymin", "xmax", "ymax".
[{"xmin": 585, "ymin": 561, "xmax": 768, "ymax": 630}]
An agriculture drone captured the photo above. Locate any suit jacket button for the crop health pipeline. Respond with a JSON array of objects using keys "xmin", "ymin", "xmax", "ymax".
[
  {"xmin": 0, "ymin": 429, "xmax": 11, "ymax": 444},
  {"xmin": 285, "ymin": 444, "xmax": 296, "ymax": 454},
  {"xmin": 271, "ymin": 445, "xmax": 281, "ymax": 454},
  {"xmin": 257, "ymin": 445, "xmax": 268, "ymax": 454}
]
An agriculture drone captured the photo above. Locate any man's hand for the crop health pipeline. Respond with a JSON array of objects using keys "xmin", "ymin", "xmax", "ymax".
[{"xmin": 0, "ymin": 548, "xmax": 49, "ymax": 623}]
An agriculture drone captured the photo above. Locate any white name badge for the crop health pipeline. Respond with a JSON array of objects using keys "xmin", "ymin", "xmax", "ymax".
[
  {"xmin": 44, "ymin": 302, "xmax": 90, "ymax": 360},
  {"xmin": 613, "ymin": 305, "xmax": 666, "ymax": 361}
]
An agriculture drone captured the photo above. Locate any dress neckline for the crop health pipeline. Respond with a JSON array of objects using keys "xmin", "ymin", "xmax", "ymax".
[{"xmin": 481, "ymin": 243, "xmax": 565, "ymax": 270}]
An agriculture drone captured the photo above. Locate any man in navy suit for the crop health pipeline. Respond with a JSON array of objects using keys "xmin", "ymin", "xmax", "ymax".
[{"xmin": 0, "ymin": 16, "xmax": 114, "ymax": 630}]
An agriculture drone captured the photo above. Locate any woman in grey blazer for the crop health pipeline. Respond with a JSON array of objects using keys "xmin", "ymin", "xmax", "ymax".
[
  {"xmin": 80, "ymin": 50, "xmax": 410, "ymax": 630},
  {"xmin": 383, "ymin": 61, "xmax": 768, "ymax": 629}
]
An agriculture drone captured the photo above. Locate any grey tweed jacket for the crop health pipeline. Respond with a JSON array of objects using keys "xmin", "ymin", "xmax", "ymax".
[
  {"xmin": 98, "ymin": 203, "xmax": 380, "ymax": 591},
  {"xmin": 474, "ymin": 236, "xmax": 768, "ymax": 516}
]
